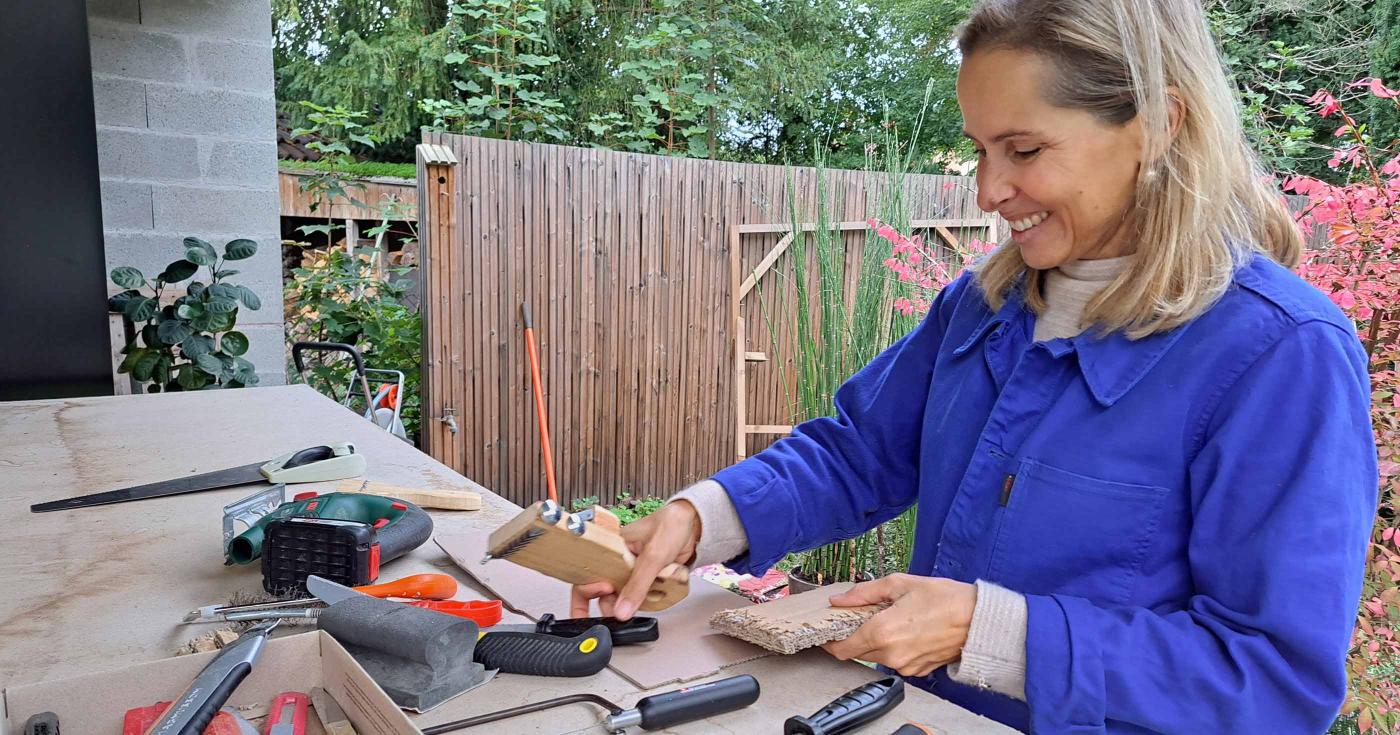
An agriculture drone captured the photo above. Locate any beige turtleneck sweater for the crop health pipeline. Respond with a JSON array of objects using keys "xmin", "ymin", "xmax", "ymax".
[{"xmin": 671, "ymin": 257, "xmax": 1132, "ymax": 701}]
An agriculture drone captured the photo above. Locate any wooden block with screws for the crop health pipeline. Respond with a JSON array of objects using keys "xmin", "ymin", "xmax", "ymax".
[{"xmin": 483, "ymin": 500, "xmax": 689, "ymax": 612}]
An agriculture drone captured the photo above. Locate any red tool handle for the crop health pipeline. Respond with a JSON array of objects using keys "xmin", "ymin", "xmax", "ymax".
[
  {"xmin": 408, "ymin": 598, "xmax": 504, "ymax": 626},
  {"xmin": 265, "ymin": 691, "xmax": 309, "ymax": 735}
]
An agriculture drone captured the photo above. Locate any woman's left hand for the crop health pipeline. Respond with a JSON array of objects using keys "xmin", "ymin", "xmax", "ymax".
[{"xmin": 820, "ymin": 574, "xmax": 978, "ymax": 678}]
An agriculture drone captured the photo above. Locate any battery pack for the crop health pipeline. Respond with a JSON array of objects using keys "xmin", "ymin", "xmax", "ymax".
[{"xmin": 260, "ymin": 516, "xmax": 380, "ymax": 594}]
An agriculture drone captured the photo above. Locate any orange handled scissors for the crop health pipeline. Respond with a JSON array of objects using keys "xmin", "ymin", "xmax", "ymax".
[{"xmin": 406, "ymin": 599, "xmax": 503, "ymax": 626}]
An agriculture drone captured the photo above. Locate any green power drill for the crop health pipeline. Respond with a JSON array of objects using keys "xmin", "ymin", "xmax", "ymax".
[{"xmin": 227, "ymin": 492, "xmax": 434, "ymax": 593}]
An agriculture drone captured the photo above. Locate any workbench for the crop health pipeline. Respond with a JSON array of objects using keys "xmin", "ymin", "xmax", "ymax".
[{"xmin": 0, "ymin": 385, "xmax": 1013, "ymax": 734}]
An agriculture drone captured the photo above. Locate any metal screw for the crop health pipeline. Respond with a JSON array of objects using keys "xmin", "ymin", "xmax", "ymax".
[
  {"xmin": 540, "ymin": 499, "xmax": 562, "ymax": 524},
  {"xmin": 566, "ymin": 514, "xmax": 587, "ymax": 536}
]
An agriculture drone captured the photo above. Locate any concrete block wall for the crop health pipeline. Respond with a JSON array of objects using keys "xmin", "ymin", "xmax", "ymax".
[{"xmin": 87, "ymin": 0, "xmax": 285, "ymax": 386}]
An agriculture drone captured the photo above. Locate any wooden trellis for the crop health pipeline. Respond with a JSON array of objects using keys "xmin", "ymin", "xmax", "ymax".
[{"xmin": 729, "ymin": 218, "xmax": 998, "ymax": 460}]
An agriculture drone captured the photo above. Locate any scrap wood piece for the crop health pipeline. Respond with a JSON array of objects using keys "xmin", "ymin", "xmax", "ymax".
[
  {"xmin": 709, "ymin": 582, "xmax": 885, "ymax": 655},
  {"xmin": 336, "ymin": 479, "xmax": 482, "ymax": 511}
]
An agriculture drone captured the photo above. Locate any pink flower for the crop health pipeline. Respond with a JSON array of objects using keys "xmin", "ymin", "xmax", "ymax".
[{"xmin": 893, "ymin": 297, "xmax": 914, "ymax": 316}]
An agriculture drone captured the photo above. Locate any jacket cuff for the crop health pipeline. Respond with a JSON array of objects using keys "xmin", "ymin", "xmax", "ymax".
[
  {"xmin": 947, "ymin": 580, "xmax": 1028, "ymax": 701},
  {"xmin": 669, "ymin": 480, "xmax": 750, "ymax": 567}
]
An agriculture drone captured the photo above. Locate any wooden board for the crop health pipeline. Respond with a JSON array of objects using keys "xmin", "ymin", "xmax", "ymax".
[
  {"xmin": 0, "ymin": 386, "xmax": 1015, "ymax": 734},
  {"xmin": 334, "ymin": 479, "xmax": 480, "ymax": 511}
]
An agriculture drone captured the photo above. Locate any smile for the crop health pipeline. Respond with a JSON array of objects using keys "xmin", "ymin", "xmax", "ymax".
[{"xmin": 1007, "ymin": 211, "xmax": 1049, "ymax": 232}]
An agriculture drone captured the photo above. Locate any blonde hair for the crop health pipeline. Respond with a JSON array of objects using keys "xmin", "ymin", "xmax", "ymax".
[{"xmin": 958, "ymin": 0, "xmax": 1302, "ymax": 337}]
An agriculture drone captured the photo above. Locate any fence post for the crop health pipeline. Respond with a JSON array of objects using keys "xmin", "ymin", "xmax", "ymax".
[{"xmin": 416, "ymin": 142, "xmax": 460, "ymax": 466}]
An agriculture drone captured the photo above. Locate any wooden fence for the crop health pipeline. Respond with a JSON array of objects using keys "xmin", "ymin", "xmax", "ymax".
[{"xmin": 415, "ymin": 133, "xmax": 990, "ymax": 507}]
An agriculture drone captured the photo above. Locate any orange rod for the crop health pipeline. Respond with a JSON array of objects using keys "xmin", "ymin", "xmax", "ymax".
[{"xmin": 522, "ymin": 303, "xmax": 559, "ymax": 504}]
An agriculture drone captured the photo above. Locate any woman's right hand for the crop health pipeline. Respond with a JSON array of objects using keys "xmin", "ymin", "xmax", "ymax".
[{"xmin": 569, "ymin": 499, "xmax": 701, "ymax": 620}]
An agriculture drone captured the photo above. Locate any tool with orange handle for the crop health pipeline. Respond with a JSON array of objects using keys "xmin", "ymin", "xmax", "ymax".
[{"xmin": 522, "ymin": 302, "xmax": 558, "ymax": 504}]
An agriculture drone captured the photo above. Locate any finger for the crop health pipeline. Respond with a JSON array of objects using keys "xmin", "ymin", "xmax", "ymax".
[
  {"xmin": 821, "ymin": 620, "xmax": 882, "ymax": 661},
  {"xmin": 827, "ymin": 575, "xmax": 906, "ymax": 607},
  {"xmin": 616, "ymin": 539, "xmax": 682, "ymax": 620},
  {"xmin": 569, "ymin": 581, "xmax": 616, "ymax": 617},
  {"xmin": 660, "ymin": 562, "xmax": 691, "ymax": 582},
  {"xmin": 598, "ymin": 592, "xmax": 618, "ymax": 617}
]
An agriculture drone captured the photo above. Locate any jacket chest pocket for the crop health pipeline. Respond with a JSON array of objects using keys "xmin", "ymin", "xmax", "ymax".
[{"xmin": 987, "ymin": 458, "xmax": 1169, "ymax": 607}]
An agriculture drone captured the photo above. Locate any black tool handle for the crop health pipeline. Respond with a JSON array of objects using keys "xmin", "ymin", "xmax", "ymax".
[
  {"xmin": 473, "ymin": 625, "xmax": 612, "ymax": 677},
  {"xmin": 633, "ymin": 674, "xmax": 761, "ymax": 730},
  {"xmin": 783, "ymin": 676, "xmax": 905, "ymax": 735},
  {"xmin": 158, "ymin": 661, "xmax": 252, "ymax": 735},
  {"xmin": 536, "ymin": 614, "xmax": 659, "ymax": 645}
]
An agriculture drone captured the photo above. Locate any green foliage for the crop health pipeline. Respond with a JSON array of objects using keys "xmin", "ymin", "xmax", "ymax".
[
  {"xmin": 1372, "ymin": 0, "xmax": 1400, "ymax": 153},
  {"xmin": 1208, "ymin": 0, "xmax": 1378, "ymax": 179},
  {"xmin": 291, "ymin": 102, "xmax": 382, "ymax": 241},
  {"xmin": 571, "ymin": 493, "xmax": 666, "ymax": 525},
  {"xmin": 763, "ymin": 121, "xmax": 929, "ymax": 584},
  {"xmin": 286, "ymin": 248, "xmax": 422, "ymax": 439},
  {"xmin": 273, "ymin": 0, "xmax": 969, "ymax": 167},
  {"xmin": 584, "ymin": 0, "xmax": 753, "ymax": 157},
  {"xmin": 279, "ymin": 159, "xmax": 418, "ymax": 179},
  {"xmin": 109, "ymin": 237, "xmax": 262, "ymax": 392},
  {"xmin": 274, "ymin": 0, "xmax": 453, "ymax": 160},
  {"xmin": 419, "ymin": 0, "xmax": 568, "ymax": 141}
]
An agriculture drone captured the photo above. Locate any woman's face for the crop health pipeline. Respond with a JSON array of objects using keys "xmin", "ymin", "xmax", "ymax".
[{"xmin": 957, "ymin": 48, "xmax": 1145, "ymax": 268}]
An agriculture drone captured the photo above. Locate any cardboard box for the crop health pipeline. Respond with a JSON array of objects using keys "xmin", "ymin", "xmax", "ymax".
[{"xmin": 2, "ymin": 631, "xmax": 417, "ymax": 735}]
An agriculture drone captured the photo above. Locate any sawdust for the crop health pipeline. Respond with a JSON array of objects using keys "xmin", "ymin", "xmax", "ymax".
[{"xmin": 176, "ymin": 590, "xmax": 307, "ymax": 655}]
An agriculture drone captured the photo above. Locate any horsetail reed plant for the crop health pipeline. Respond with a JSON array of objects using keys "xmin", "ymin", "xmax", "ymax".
[{"xmin": 756, "ymin": 92, "xmax": 951, "ymax": 585}]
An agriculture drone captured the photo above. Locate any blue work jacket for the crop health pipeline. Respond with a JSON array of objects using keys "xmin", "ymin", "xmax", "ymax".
[{"xmin": 711, "ymin": 254, "xmax": 1377, "ymax": 733}]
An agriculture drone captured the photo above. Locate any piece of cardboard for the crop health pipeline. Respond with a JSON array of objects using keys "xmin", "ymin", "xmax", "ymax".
[
  {"xmin": 436, "ymin": 531, "xmax": 771, "ymax": 689},
  {"xmin": 2, "ymin": 631, "xmax": 416, "ymax": 735},
  {"xmin": 709, "ymin": 582, "xmax": 884, "ymax": 654}
]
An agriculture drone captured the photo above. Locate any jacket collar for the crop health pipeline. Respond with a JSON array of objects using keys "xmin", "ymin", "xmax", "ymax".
[{"xmin": 952, "ymin": 277, "xmax": 1190, "ymax": 407}]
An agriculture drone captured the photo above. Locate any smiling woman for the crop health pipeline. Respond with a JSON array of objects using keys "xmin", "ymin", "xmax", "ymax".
[
  {"xmin": 569, "ymin": 1, "xmax": 1378, "ymax": 733},
  {"xmin": 960, "ymin": 0, "xmax": 1304, "ymax": 338}
]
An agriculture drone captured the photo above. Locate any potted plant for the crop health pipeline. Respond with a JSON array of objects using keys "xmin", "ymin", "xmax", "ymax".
[{"xmin": 109, "ymin": 236, "xmax": 262, "ymax": 391}]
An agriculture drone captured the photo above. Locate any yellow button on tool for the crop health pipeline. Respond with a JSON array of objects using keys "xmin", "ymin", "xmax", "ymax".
[{"xmin": 579, "ymin": 637, "xmax": 598, "ymax": 654}]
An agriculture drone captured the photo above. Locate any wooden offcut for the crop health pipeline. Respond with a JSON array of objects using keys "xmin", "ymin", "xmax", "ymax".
[
  {"xmin": 486, "ymin": 502, "xmax": 688, "ymax": 611},
  {"xmin": 335, "ymin": 479, "xmax": 481, "ymax": 511},
  {"xmin": 709, "ymin": 582, "xmax": 886, "ymax": 655}
]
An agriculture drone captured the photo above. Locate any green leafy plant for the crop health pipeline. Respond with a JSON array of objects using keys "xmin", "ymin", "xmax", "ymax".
[
  {"xmin": 109, "ymin": 237, "xmax": 262, "ymax": 392},
  {"xmin": 762, "ymin": 102, "xmax": 945, "ymax": 585},
  {"xmin": 286, "ymin": 247, "xmax": 422, "ymax": 439},
  {"xmin": 583, "ymin": 0, "xmax": 750, "ymax": 158},
  {"xmin": 291, "ymin": 101, "xmax": 381, "ymax": 240},
  {"xmin": 419, "ymin": 0, "xmax": 568, "ymax": 142},
  {"xmin": 571, "ymin": 493, "xmax": 666, "ymax": 525}
]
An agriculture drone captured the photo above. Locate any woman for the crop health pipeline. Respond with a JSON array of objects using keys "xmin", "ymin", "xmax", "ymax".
[{"xmin": 573, "ymin": 0, "xmax": 1378, "ymax": 731}]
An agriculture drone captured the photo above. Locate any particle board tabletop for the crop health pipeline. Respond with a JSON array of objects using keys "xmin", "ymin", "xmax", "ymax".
[{"xmin": 0, "ymin": 384, "xmax": 1013, "ymax": 734}]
